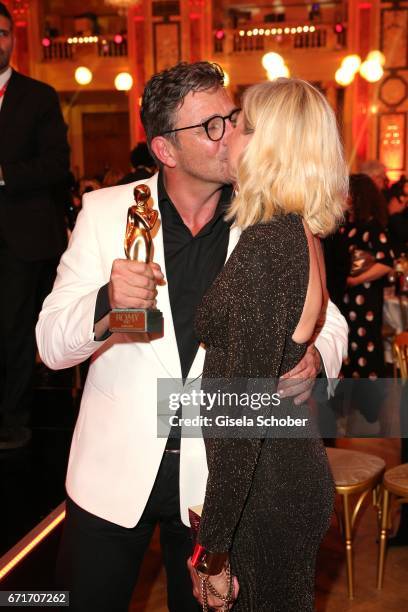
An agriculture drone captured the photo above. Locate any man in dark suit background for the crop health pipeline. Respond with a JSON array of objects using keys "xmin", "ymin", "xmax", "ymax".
[{"xmin": 0, "ymin": 2, "xmax": 70, "ymax": 449}]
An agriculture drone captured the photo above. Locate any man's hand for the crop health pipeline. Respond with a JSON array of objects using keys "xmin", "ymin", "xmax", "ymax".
[
  {"xmin": 108, "ymin": 260, "xmax": 165, "ymax": 310},
  {"xmin": 277, "ymin": 344, "xmax": 322, "ymax": 405}
]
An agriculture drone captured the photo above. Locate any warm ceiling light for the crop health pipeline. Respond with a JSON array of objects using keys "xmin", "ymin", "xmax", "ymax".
[
  {"xmin": 367, "ymin": 50, "xmax": 386, "ymax": 66},
  {"xmin": 104, "ymin": 0, "xmax": 141, "ymax": 9},
  {"xmin": 359, "ymin": 60, "xmax": 384, "ymax": 82},
  {"xmin": 335, "ymin": 67, "xmax": 354, "ymax": 86},
  {"xmin": 267, "ymin": 64, "xmax": 290, "ymax": 80},
  {"xmin": 223, "ymin": 70, "xmax": 230, "ymax": 87},
  {"xmin": 75, "ymin": 66, "xmax": 93, "ymax": 85},
  {"xmin": 262, "ymin": 52, "xmax": 285, "ymax": 71},
  {"xmin": 114, "ymin": 72, "xmax": 133, "ymax": 91},
  {"xmin": 341, "ymin": 54, "xmax": 361, "ymax": 74}
]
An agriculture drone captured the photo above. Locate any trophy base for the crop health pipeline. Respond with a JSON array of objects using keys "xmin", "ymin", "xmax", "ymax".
[{"xmin": 109, "ymin": 308, "xmax": 163, "ymax": 334}]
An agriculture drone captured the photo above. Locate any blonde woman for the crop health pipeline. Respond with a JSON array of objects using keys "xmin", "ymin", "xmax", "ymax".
[{"xmin": 189, "ymin": 79, "xmax": 348, "ymax": 610}]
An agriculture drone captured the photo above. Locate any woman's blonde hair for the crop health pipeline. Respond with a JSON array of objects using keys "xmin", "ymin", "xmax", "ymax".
[{"xmin": 227, "ymin": 78, "xmax": 348, "ymax": 235}]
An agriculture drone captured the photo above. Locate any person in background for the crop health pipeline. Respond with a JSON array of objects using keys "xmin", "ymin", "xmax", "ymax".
[
  {"xmin": 386, "ymin": 177, "xmax": 408, "ymax": 257},
  {"xmin": 0, "ymin": 2, "xmax": 70, "ymax": 450},
  {"xmin": 117, "ymin": 142, "xmax": 156, "ymax": 185},
  {"xmin": 334, "ymin": 174, "xmax": 393, "ymax": 431},
  {"xmin": 360, "ymin": 159, "xmax": 389, "ymax": 195},
  {"xmin": 102, "ymin": 167, "xmax": 125, "ymax": 188},
  {"xmin": 341, "ymin": 174, "xmax": 392, "ymax": 380},
  {"xmin": 79, "ymin": 176, "xmax": 101, "ymax": 196}
]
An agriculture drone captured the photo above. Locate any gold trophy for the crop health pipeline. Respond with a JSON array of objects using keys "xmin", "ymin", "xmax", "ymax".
[{"xmin": 109, "ymin": 184, "xmax": 163, "ymax": 333}]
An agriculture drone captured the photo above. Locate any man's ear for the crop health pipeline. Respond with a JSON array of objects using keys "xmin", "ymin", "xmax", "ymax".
[{"xmin": 151, "ymin": 136, "xmax": 177, "ymax": 169}]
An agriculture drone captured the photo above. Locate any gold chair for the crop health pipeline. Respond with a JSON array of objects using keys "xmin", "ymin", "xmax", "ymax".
[
  {"xmin": 392, "ymin": 331, "xmax": 408, "ymax": 380},
  {"xmin": 326, "ymin": 447, "xmax": 385, "ymax": 599},
  {"xmin": 377, "ymin": 463, "xmax": 408, "ymax": 589}
]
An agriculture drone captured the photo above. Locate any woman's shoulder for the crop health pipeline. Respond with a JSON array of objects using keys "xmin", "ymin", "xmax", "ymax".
[
  {"xmin": 244, "ymin": 212, "xmax": 303, "ymax": 231},
  {"xmin": 241, "ymin": 214, "xmax": 305, "ymax": 249},
  {"xmin": 233, "ymin": 215, "xmax": 307, "ymax": 275}
]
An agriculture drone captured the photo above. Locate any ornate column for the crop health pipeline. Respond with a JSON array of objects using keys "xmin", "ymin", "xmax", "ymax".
[
  {"xmin": 377, "ymin": 0, "xmax": 408, "ymax": 181},
  {"xmin": 127, "ymin": 1, "xmax": 148, "ymax": 145},
  {"xmin": 26, "ymin": 0, "xmax": 43, "ymax": 79},
  {"xmin": 6, "ymin": 0, "xmax": 30, "ymax": 75},
  {"xmin": 126, "ymin": 0, "xmax": 214, "ymax": 145},
  {"xmin": 347, "ymin": 0, "xmax": 375, "ymax": 169}
]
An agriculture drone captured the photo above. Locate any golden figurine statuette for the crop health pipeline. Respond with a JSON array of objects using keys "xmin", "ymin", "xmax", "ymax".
[{"xmin": 109, "ymin": 184, "xmax": 163, "ymax": 334}]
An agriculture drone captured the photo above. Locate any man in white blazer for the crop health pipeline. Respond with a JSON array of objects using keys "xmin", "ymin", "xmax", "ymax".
[{"xmin": 36, "ymin": 62, "xmax": 348, "ymax": 611}]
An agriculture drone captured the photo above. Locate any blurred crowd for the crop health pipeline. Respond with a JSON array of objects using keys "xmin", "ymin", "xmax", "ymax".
[
  {"xmin": 64, "ymin": 152, "xmax": 408, "ymax": 388},
  {"xmin": 324, "ymin": 161, "xmax": 408, "ymax": 382},
  {"xmin": 61, "ymin": 149, "xmax": 408, "ymax": 388},
  {"xmin": 65, "ymin": 142, "xmax": 156, "ymax": 231}
]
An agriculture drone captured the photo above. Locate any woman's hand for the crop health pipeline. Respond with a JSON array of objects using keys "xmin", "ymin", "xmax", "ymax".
[{"xmin": 187, "ymin": 557, "xmax": 239, "ymax": 609}]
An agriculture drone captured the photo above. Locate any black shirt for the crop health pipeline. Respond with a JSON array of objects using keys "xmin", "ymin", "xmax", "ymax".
[{"xmin": 158, "ymin": 172, "xmax": 232, "ymax": 379}]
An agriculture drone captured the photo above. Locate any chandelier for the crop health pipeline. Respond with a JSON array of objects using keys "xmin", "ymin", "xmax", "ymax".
[{"xmin": 104, "ymin": 0, "xmax": 141, "ymax": 11}]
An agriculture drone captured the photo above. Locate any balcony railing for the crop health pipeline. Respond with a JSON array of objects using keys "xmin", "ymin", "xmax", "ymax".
[
  {"xmin": 215, "ymin": 24, "xmax": 346, "ymax": 55},
  {"xmin": 42, "ymin": 35, "xmax": 128, "ymax": 62}
]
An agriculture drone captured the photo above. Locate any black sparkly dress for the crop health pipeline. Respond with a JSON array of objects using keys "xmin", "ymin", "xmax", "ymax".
[{"xmin": 195, "ymin": 214, "xmax": 334, "ymax": 612}]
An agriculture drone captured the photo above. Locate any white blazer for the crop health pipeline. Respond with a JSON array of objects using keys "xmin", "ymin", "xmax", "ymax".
[{"xmin": 36, "ymin": 173, "xmax": 348, "ymax": 528}]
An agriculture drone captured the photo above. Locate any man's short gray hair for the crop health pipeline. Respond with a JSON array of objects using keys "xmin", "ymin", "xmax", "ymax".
[{"xmin": 140, "ymin": 61, "xmax": 225, "ymax": 164}]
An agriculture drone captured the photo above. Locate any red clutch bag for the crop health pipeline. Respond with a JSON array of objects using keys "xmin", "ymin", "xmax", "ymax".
[{"xmin": 189, "ymin": 504, "xmax": 203, "ymax": 546}]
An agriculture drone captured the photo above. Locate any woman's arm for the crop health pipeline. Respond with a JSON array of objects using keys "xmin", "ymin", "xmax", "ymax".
[
  {"xmin": 347, "ymin": 262, "xmax": 392, "ymax": 287},
  {"xmin": 347, "ymin": 222, "xmax": 394, "ymax": 287}
]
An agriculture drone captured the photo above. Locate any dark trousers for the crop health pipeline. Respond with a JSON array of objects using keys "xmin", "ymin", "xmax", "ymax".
[
  {"xmin": 0, "ymin": 235, "xmax": 57, "ymax": 428},
  {"xmin": 56, "ymin": 452, "xmax": 200, "ymax": 612}
]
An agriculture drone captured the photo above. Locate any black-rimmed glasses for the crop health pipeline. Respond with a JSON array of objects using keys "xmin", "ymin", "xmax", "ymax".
[{"xmin": 160, "ymin": 108, "xmax": 241, "ymax": 142}]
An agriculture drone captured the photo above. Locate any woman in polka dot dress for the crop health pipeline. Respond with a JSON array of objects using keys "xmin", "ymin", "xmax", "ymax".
[{"xmin": 340, "ymin": 174, "xmax": 393, "ymax": 380}]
